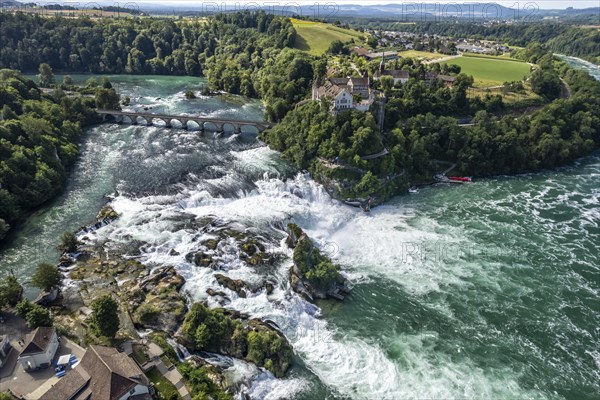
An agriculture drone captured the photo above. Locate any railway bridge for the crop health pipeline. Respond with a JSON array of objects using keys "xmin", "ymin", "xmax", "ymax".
[{"xmin": 97, "ymin": 109, "xmax": 273, "ymax": 133}]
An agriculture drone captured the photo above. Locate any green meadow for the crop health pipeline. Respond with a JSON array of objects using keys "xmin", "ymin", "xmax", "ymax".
[
  {"xmin": 291, "ymin": 19, "xmax": 365, "ymax": 55},
  {"xmin": 442, "ymin": 54, "xmax": 532, "ymax": 87}
]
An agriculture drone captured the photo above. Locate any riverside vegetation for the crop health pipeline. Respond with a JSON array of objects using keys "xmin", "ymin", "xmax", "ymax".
[
  {"xmin": 31, "ymin": 207, "xmax": 300, "ymax": 396},
  {"xmin": 0, "ymin": 68, "xmax": 120, "ymax": 242},
  {"xmin": 1, "ymin": 10, "xmax": 599, "ymax": 399},
  {"xmin": 2, "ymin": 12, "xmax": 600, "ymax": 212}
]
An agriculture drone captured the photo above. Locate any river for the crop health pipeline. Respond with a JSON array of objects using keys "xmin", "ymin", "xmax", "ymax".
[{"xmin": 1, "ymin": 64, "xmax": 599, "ymax": 400}]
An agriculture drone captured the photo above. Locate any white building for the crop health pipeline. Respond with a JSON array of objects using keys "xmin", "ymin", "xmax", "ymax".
[
  {"xmin": 312, "ymin": 76, "xmax": 375, "ymax": 114},
  {"xmin": 373, "ymin": 69, "xmax": 410, "ymax": 85},
  {"xmin": 18, "ymin": 326, "xmax": 59, "ymax": 371}
]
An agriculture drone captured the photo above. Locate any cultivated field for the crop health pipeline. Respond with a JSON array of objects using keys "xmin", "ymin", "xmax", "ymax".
[
  {"xmin": 398, "ymin": 50, "xmax": 446, "ymax": 61},
  {"xmin": 442, "ymin": 55, "xmax": 532, "ymax": 87},
  {"xmin": 291, "ymin": 19, "xmax": 365, "ymax": 55}
]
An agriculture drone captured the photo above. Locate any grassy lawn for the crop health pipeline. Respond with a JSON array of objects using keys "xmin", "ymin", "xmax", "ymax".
[
  {"xmin": 467, "ymin": 82, "xmax": 543, "ymax": 105},
  {"xmin": 442, "ymin": 55, "xmax": 532, "ymax": 87},
  {"xmin": 291, "ymin": 18, "xmax": 365, "ymax": 55},
  {"xmin": 462, "ymin": 53, "xmax": 523, "ymax": 62},
  {"xmin": 147, "ymin": 367, "xmax": 181, "ymax": 400},
  {"xmin": 398, "ymin": 50, "xmax": 446, "ymax": 61}
]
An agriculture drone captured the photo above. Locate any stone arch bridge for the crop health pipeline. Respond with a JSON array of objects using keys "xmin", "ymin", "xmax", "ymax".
[{"xmin": 97, "ymin": 109, "xmax": 273, "ymax": 133}]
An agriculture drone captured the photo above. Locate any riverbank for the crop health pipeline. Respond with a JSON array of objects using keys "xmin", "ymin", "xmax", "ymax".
[{"xmin": 50, "ymin": 204, "xmax": 306, "ymax": 395}]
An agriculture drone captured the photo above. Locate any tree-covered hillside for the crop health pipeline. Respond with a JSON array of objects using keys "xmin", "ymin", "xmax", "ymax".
[{"xmin": 0, "ymin": 70, "xmax": 98, "ymax": 241}]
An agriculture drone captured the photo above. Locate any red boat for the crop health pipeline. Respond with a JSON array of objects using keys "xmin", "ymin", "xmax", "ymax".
[{"xmin": 448, "ymin": 176, "xmax": 472, "ymax": 182}]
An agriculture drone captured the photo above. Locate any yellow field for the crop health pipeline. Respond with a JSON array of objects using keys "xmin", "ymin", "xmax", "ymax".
[
  {"xmin": 467, "ymin": 82, "xmax": 542, "ymax": 104},
  {"xmin": 462, "ymin": 53, "xmax": 523, "ymax": 62},
  {"xmin": 398, "ymin": 50, "xmax": 446, "ymax": 61},
  {"xmin": 291, "ymin": 18, "xmax": 365, "ymax": 55}
]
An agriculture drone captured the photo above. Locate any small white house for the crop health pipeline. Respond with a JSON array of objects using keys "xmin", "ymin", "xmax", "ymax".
[{"xmin": 18, "ymin": 326, "xmax": 59, "ymax": 371}]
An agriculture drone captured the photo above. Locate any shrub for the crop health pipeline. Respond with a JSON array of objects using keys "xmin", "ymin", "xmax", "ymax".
[
  {"xmin": 91, "ymin": 295, "xmax": 120, "ymax": 338},
  {"xmin": 31, "ymin": 262, "xmax": 62, "ymax": 292}
]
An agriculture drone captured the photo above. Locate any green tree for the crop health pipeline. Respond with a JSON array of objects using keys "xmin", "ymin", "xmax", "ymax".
[
  {"xmin": 530, "ymin": 68, "xmax": 561, "ymax": 100},
  {"xmin": 327, "ymin": 40, "xmax": 345, "ymax": 55},
  {"xmin": 58, "ymin": 231, "xmax": 77, "ymax": 253},
  {"xmin": 25, "ymin": 305, "xmax": 52, "ymax": 328},
  {"xmin": 0, "ymin": 274, "xmax": 22, "ymax": 308},
  {"xmin": 15, "ymin": 299, "xmax": 35, "ymax": 318},
  {"xmin": 38, "ymin": 63, "xmax": 55, "ymax": 88},
  {"xmin": 0, "ymin": 391, "xmax": 13, "ymax": 400},
  {"xmin": 379, "ymin": 75, "xmax": 394, "ymax": 92},
  {"xmin": 1, "ymin": 105, "xmax": 17, "ymax": 120},
  {"xmin": 354, "ymin": 171, "xmax": 380, "ymax": 196},
  {"xmin": 91, "ymin": 295, "xmax": 120, "ymax": 338},
  {"xmin": 15, "ymin": 299, "xmax": 52, "ymax": 328},
  {"xmin": 63, "ymin": 75, "xmax": 74, "ymax": 86},
  {"xmin": 367, "ymin": 35, "xmax": 378, "ymax": 48},
  {"xmin": 95, "ymin": 88, "xmax": 120, "ymax": 110},
  {"xmin": 31, "ymin": 262, "xmax": 62, "ymax": 292}
]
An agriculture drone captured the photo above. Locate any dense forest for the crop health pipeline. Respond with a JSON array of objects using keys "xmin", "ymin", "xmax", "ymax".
[
  {"xmin": 1, "ymin": 11, "xmax": 599, "ymax": 225},
  {"xmin": 0, "ymin": 12, "xmax": 320, "ymax": 121},
  {"xmin": 0, "ymin": 12, "xmax": 321, "ymax": 242},
  {"xmin": 0, "ymin": 69, "xmax": 106, "ymax": 242}
]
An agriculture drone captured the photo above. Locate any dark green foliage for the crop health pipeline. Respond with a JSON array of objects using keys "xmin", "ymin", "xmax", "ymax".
[
  {"xmin": 58, "ymin": 231, "xmax": 77, "ymax": 253},
  {"xmin": 178, "ymin": 362, "xmax": 232, "ymax": 400},
  {"xmin": 530, "ymin": 67, "xmax": 561, "ymax": 100},
  {"xmin": 292, "ymin": 234, "xmax": 342, "ymax": 290},
  {"xmin": 263, "ymin": 101, "xmax": 383, "ymax": 170},
  {"xmin": 38, "ymin": 63, "xmax": 55, "ymax": 88},
  {"xmin": 25, "ymin": 305, "xmax": 53, "ymax": 328},
  {"xmin": 16, "ymin": 299, "xmax": 52, "ymax": 328},
  {"xmin": 182, "ymin": 303, "xmax": 293, "ymax": 377},
  {"xmin": 0, "ymin": 274, "xmax": 22, "ymax": 308},
  {"xmin": 31, "ymin": 262, "xmax": 62, "ymax": 292},
  {"xmin": 353, "ymin": 171, "xmax": 380, "ymax": 196},
  {"xmin": 94, "ymin": 88, "xmax": 120, "ymax": 110},
  {"xmin": 246, "ymin": 330, "xmax": 293, "ymax": 377},
  {"xmin": 91, "ymin": 295, "xmax": 120, "ymax": 338},
  {"xmin": 0, "ymin": 70, "xmax": 97, "ymax": 243},
  {"xmin": 327, "ymin": 40, "xmax": 346, "ymax": 55}
]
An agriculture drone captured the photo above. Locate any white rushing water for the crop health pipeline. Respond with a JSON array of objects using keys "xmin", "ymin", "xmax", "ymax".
[{"xmin": 88, "ymin": 141, "xmax": 552, "ymax": 400}]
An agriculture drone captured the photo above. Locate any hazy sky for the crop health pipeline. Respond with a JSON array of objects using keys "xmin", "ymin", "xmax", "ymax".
[{"xmin": 139, "ymin": 0, "xmax": 599, "ymax": 9}]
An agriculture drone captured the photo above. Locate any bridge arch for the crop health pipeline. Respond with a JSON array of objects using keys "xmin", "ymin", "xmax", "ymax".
[
  {"xmin": 186, "ymin": 120, "xmax": 201, "ymax": 131},
  {"xmin": 239, "ymin": 124, "xmax": 259, "ymax": 135},
  {"xmin": 168, "ymin": 118, "xmax": 185, "ymax": 129},
  {"xmin": 136, "ymin": 116, "xmax": 150, "ymax": 125},
  {"xmin": 222, "ymin": 123, "xmax": 241, "ymax": 134},
  {"xmin": 121, "ymin": 115, "xmax": 135, "ymax": 124},
  {"xmin": 202, "ymin": 122, "xmax": 220, "ymax": 132},
  {"xmin": 96, "ymin": 110, "xmax": 272, "ymax": 133}
]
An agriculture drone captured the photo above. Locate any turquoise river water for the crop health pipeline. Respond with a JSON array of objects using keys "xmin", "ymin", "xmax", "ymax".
[{"xmin": 1, "ymin": 60, "xmax": 598, "ymax": 399}]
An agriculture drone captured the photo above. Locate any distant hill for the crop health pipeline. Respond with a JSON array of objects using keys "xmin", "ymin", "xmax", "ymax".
[
  {"xmin": 5, "ymin": 1, "xmax": 599, "ymax": 21},
  {"xmin": 0, "ymin": 0, "xmax": 22, "ymax": 6}
]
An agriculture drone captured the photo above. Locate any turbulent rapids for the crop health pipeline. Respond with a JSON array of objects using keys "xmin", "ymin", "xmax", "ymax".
[{"xmin": 2, "ymin": 71, "xmax": 599, "ymax": 400}]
